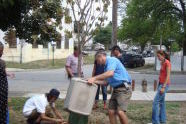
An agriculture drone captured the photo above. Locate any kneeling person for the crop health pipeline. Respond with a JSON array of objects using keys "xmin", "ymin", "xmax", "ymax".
[{"xmin": 23, "ymin": 89, "xmax": 65, "ymax": 124}]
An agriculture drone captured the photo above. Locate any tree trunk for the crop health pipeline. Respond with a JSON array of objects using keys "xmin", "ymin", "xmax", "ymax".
[
  {"xmin": 78, "ymin": 41, "xmax": 82, "ymax": 77},
  {"xmin": 183, "ymin": 16, "xmax": 186, "ymax": 56},
  {"xmin": 180, "ymin": 0, "xmax": 186, "ymax": 55},
  {"xmin": 183, "ymin": 39, "xmax": 186, "ymax": 56},
  {"xmin": 112, "ymin": 0, "xmax": 118, "ymax": 47},
  {"xmin": 77, "ymin": 21, "xmax": 82, "ymax": 77}
]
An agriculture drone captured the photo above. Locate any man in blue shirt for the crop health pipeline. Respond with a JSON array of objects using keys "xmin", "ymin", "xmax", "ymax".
[{"xmin": 88, "ymin": 51, "xmax": 132, "ymax": 124}]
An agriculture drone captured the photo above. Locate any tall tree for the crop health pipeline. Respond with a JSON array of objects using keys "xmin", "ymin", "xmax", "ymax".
[
  {"xmin": 118, "ymin": 0, "xmax": 183, "ymax": 52},
  {"xmin": 145, "ymin": 0, "xmax": 186, "ymax": 55},
  {"xmin": 3, "ymin": 28, "xmax": 17, "ymax": 48},
  {"xmin": 158, "ymin": 0, "xmax": 186, "ymax": 55},
  {"xmin": 118, "ymin": 0, "xmax": 156, "ymax": 51},
  {"xmin": 0, "ymin": 0, "xmax": 63, "ymax": 47},
  {"xmin": 0, "ymin": 0, "xmax": 29, "ymax": 31},
  {"xmin": 94, "ymin": 23, "xmax": 112, "ymax": 49},
  {"xmin": 17, "ymin": 0, "xmax": 63, "ymax": 47},
  {"xmin": 65, "ymin": 0, "xmax": 110, "ymax": 76}
]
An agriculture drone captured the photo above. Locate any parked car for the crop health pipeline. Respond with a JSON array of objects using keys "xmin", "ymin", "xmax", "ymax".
[
  {"xmin": 142, "ymin": 50, "xmax": 154, "ymax": 57},
  {"xmin": 121, "ymin": 53, "xmax": 145, "ymax": 68},
  {"xmin": 82, "ymin": 51, "xmax": 89, "ymax": 56},
  {"xmin": 94, "ymin": 43, "xmax": 105, "ymax": 51}
]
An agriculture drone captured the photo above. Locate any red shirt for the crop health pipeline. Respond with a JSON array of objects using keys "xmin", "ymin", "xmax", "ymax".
[{"xmin": 159, "ymin": 59, "xmax": 171, "ymax": 85}]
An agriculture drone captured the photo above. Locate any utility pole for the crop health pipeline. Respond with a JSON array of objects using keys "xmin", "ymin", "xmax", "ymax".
[
  {"xmin": 19, "ymin": 39, "xmax": 25, "ymax": 64},
  {"xmin": 51, "ymin": 41, "xmax": 56, "ymax": 66}
]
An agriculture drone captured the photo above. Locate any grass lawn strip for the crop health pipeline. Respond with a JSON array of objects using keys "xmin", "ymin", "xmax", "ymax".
[{"xmin": 9, "ymin": 98, "xmax": 185, "ymax": 124}]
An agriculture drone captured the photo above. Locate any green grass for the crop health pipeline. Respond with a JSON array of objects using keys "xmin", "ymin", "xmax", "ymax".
[
  {"xmin": 6, "ymin": 55, "xmax": 94, "ymax": 69},
  {"xmin": 8, "ymin": 98, "xmax": 186, "ymax": 124},
  {"xmin": 6, "ymin": 55, "xmax": 156, "ymax": 71}
]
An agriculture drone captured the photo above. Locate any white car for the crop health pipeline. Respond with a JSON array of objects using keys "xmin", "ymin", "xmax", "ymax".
[{"xmin": 94, "ymin": 43, "xmax": 105, "ymax": 51}]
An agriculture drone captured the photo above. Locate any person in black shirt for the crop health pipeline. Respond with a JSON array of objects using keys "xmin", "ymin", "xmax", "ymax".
[
  {"xmin": 111, "ymin": 45, "xmax": 124, "ymax": 64},
  {"xmin": 92, "ymin": 50, "xmax": 107, "ymax": 109}
]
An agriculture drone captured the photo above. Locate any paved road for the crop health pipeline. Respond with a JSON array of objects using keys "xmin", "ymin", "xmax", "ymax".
[{"xmin": 8, "ymin": 65, "xmax": 186, "ymax": 97}]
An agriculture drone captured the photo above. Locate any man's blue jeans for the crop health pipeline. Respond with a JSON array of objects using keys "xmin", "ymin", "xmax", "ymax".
[
  {"xmin": 95, "ymin": 85, "xmax": 107, "ymax": 102},
  {"xmin": 152, "ymin": 84, "xmax": 169, "ymax": 124}
]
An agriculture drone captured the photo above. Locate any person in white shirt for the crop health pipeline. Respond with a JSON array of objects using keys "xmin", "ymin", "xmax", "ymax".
[{"xmin": 23, "ymin": 89, "xmax": 66, "ymax": 124}]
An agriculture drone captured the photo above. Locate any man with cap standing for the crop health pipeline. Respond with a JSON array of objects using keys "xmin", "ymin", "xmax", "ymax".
[
  {"xmin": 66, "ymin": 46, "xmax": 83, "ymax": 79},
  {"xmin": 23, "ymin": 89, "xmax": 66, "ymax": 124},
  {"xmin": 88, "ymin": 51, "xmax": 132, "ymax": 124}
]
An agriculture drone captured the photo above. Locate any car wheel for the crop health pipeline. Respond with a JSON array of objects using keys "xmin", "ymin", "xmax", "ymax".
[
  {"xmin": 138, "ymin": 63, "xmax": 142, "ymax": 67},
  {"xmin": 142, "ymin": 61, "xmax": 145, "ymax": 66},
  {"xmin": 133, "ymin": 63, "xmax": 137, "ymax": 68}
]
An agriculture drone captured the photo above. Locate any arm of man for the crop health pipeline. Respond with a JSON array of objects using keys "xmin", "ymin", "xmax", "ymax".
[
  {"xmin": 94, "ymin": 70, "xmax": 114, "ymax": 80},
  {"xmin": 2, "ymin": 61, "xmax": 15, "ymax": 78},
  {"xmin": 65, "ymin": 56, "xmax": 74, "ymax": 78},
  {"xmin": 88, "ymin": 70, "xmax": 114, "ymax": 84},
  {"xmin": 35, "ymin": 99, "xmax": 63, "ymax": 123},
  {"xmin": 6, "ymin": 71, "xmax": 15, "ymax": 78},
  {"xmin": 92, "ymin": 64, "xmax": 96, "ymax": 77},
  {"xmin": 65, "ymin": 66, "xmax": 73, "ymax": 77},
  {"xmin": 40, "ymin": 113, "xmax": 63, "ymax": 123},
  {"xmin": 51, "ymin": 106, "xmax": 64, "ymax": 120},
  {"xmin": 94, "ymin": 80, "xmax": 108, "ymax": 85},
  {"xmin": 88, "ymin": 57, "xmax": 116, "ymax": 84}
]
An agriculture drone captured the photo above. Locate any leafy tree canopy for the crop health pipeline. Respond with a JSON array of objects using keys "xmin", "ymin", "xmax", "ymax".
[
  {"xmin": 0, "ymin": 0, "xmax": 29, "ymax": 31},
  {"xmin": 0, "ymin": 0, "xmax": 63, "ymax": 46},
  {"xmin": 118, "ymin": 0, "xmax": 184, "ymax": 52},
  {"xmin": 94, "ymin": 23, "xmax": 112, "ymax": 49}
]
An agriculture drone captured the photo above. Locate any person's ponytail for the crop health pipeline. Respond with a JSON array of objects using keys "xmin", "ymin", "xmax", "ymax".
[{"xmin": 163, "ymin": 51, "xmax": 170, "ymax": 61}]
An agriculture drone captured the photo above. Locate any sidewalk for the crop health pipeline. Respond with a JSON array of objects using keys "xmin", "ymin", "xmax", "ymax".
[
  {"xmin": 7, "ymin": 68, "xmax": 25, "ymax": 72},
  {"xmin": 23, "ymin": 91, "xmax": 186, "ymax": 101},
  {"xmin": 131, "ymin": 91, "xmax": 186, "ymax": 101}
]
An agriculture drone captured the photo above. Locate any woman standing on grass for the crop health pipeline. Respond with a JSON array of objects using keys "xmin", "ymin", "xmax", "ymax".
[
  {"xmin": 0, "ymin": 42, "xmax": 15, "ymax": 124},
  {"xmin": 152, "ymin": 50, "xmax": 171, "ymax": 124}
]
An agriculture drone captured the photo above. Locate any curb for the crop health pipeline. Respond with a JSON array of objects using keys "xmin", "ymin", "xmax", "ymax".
[{"xmin": 11, "ymin": 91, "xmax": 186, "ymax": 102}]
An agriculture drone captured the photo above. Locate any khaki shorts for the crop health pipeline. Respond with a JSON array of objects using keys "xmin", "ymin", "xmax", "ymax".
[{"xmin": 109, "ymin": 86, "xmax": 132, "ymax": 112}]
